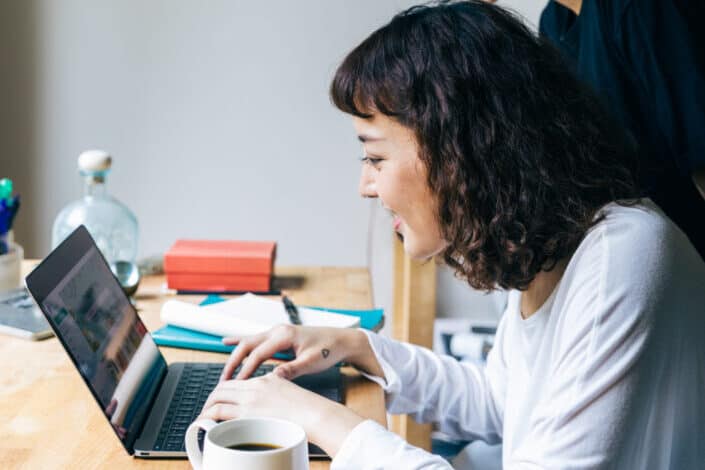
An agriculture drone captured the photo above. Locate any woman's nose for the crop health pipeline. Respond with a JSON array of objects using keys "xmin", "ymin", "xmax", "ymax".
[{"xmin": 358, "ymin": 168, "xmax": 378, "ymax": 198}]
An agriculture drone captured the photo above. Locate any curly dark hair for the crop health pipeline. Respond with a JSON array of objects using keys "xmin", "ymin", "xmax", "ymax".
[{"xmin": 330, "ymin": 1, "xmax": 640, "ymax": 291}]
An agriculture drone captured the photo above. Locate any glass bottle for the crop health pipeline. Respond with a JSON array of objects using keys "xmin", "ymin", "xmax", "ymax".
[{"xmin": 51, "ymin": 149, "xmax": 139, "ymax": 263}]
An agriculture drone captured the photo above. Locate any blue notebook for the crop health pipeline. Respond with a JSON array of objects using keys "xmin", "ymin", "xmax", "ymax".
[{"xmin": 152, "ymin": 294, "xmax": 384, "ymax": 356}]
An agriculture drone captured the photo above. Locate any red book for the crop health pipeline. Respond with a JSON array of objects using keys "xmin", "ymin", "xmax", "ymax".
[
  {"xmin": 164, "ymin": 239, "xmax": 276, "ymax": 292},
  {"xmin": 165, "ymin": 273, "xmax": 271, "ymax": 292},
  {"xmin": 164, "ymin": 240, "xmax": 276, "ymax": 275}
]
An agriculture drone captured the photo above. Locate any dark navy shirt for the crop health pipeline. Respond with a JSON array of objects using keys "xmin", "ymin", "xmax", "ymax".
[{"xmin": 540, "ymin": 0, "xmax": 705, "ymax": 260}]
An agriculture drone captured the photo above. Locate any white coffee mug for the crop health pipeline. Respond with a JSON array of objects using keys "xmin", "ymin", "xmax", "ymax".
[{"xmin": 185, "ymin": 417, "xmax": 309, "ymax": 470}]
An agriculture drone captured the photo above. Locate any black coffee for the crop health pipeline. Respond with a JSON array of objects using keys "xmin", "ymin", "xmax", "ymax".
[{"xmin": 227, "ymin": 442, "xmax": 282, "ymax": 451}]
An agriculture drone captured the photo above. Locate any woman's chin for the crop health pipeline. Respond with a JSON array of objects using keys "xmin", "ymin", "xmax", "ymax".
[
  {"xmin": 402, "ymin": 239, "xmax": 438, "ymax": 261},
  {"xmin": 401, "ymin": 233, "xmax": 448, "ymax": 261}
]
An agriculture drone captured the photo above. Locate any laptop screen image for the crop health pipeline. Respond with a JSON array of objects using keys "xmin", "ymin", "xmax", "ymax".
[{"xmin": 26, "ymin": 226, "xmax": 168, "ymax": 453}]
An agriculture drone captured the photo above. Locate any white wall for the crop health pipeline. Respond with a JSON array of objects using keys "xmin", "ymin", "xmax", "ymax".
[{"xmin": 0, "ymin": 0, "xmax": 542, "ymax": 324}]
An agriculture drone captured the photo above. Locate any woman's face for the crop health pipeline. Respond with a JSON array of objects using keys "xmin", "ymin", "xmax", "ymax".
[{"xmin": 353, "ymin": 113, "xmax": 447, "ymax": 259}]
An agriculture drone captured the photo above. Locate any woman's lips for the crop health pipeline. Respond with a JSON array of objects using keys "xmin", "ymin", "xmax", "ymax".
[{"xmin": 393, "ymin": 217, "xmax": 402, "ymax": 231}]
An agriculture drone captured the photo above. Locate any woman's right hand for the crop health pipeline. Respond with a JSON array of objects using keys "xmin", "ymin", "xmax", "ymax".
[{"xmin": 219, "ymin": 325, "xmax": 368, "ymax": 381}]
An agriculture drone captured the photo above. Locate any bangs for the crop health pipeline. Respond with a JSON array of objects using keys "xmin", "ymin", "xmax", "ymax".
[{"xmin": 329, "ymin": 25, "xmax": 410, "ymax": 120}]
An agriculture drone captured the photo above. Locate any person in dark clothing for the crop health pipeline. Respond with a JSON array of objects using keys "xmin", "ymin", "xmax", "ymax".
[{"xmin": 539, "ymin": 0, "xmax": 705, "ymax": 260}]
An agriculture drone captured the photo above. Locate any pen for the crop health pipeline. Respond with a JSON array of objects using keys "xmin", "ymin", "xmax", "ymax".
[
  {"xmin": 282, "ymin": 295, "xmax": 302, "ymax": 325},
  {"xmin": 0, "ymin": 178, "xmax": 20, "ymax": 255}
]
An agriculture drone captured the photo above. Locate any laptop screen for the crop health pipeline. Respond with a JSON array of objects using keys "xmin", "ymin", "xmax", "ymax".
[{"xmin": 26, "ymin": 226, "xmax": 168, "ymax": 453}]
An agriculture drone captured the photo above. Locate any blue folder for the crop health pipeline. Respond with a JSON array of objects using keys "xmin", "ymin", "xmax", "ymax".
[{"xmin": 152, "ymin": 294, "xmax": 384, "ymax": 356}]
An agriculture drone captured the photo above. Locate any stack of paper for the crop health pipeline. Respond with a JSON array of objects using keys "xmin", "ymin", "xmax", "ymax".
[{"xmin": 160, "ymin": 293, "xmax": 360, "ymax": 337}]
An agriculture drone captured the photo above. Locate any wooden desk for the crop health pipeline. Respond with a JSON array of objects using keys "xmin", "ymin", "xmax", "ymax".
[{"xmin": 0, "ymin": 263, "xmax": 386, "ymax": 469}]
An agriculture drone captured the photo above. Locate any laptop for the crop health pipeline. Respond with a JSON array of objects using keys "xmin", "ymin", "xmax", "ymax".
[{"xmin": 25, "ymin": 225, "xmax": 342, "ymax": 458}]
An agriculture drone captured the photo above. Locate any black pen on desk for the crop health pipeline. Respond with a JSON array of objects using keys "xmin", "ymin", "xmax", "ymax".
[{"xmin": 282, "ymin": 295, "xmax": 302, "ymax": 325}]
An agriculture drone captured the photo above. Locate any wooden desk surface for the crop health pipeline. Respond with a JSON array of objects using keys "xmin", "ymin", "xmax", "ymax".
[{"xmin": 0, "ymin": 262, "xmax": 385, "ymax": 469}]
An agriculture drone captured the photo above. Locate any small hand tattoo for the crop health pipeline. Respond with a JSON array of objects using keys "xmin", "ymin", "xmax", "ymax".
[{"xmin": 321, "ymin": 348, "xmax": 330, "ymax": 359}]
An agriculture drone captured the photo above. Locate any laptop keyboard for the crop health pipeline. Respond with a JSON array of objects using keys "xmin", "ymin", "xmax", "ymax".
[
  {"xmin": 154, "ymin": 363, "xmax": 217, "ymax": 451},
  {"xmin": 154, "ymin": 363, "xmax": 276, "ymax": 452},
  {"xmin": 153, "ymin": 362, "xmax": 340, "ymax": 454}
]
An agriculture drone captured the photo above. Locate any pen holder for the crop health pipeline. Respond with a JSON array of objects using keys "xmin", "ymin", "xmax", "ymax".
[{"xmin": 0, "ymin": 239, "xmax": 23, "ymax": 293}]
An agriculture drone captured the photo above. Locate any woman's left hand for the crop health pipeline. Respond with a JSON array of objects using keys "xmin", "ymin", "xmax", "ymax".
[
  {"xmin": 198, "ymin": 371, "xmax": 364, "ymax": 456},
  {"xmin": 200, "ymin": 372, "xmax": 323, "ymax": 430}
]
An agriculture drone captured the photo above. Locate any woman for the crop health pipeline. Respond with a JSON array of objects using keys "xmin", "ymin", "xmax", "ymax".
[{"xmin": 200, "ymin": 2, "xmax": 705, "ymax": 468}]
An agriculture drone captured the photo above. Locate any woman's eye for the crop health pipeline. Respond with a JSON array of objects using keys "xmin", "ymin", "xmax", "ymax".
[{"xmin": 361, "ymin": 156, "xmax": 383, "ymax": 166}]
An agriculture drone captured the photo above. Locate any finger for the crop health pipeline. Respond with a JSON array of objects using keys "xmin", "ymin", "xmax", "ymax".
[
  {"xmin": 199, "ymin": 403, "xmax": 241, "ymax": 422},
  {"xmin": 235, "ymin": 336, "xmax": 292, "ymax": 380},
  {"xmin": 222, "ymin": 336, "xmax": 242, "ymax": 346},
  {"xmin": 220, "ymin": 344, "xmax": 251, "ymax": 381},
  {"xmin": 202, "ymin": 385, "xmax": 243, "ymax": 412},
  {"xmin": 274, "ymin": 349, "xmax": 324, "ymax": 380},
  {"xmin": 220, "ymin": 336, "xmax": 262, "ymax": 381}
]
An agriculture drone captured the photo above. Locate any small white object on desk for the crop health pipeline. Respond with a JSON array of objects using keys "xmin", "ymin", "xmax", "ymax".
[
  {"xmin": 0, "ymin": 239, "xmax": 22, "ymax": 292},
  {"xmin": 161, "ymin": 293, "xmax": 360, "ymax": 337}
]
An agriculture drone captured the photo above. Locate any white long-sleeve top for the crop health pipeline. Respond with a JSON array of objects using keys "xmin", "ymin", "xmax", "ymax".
[{"xmin": 331, "ymin": 201, "xmax": 705, "ymax": 469}]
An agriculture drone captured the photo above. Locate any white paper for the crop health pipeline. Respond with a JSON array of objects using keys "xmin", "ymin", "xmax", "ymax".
[{"xmin": 160, "ymin": 293, "xmax": 359, "ymax": 337}]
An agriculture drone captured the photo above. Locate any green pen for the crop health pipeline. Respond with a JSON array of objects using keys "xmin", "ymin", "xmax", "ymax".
[{"xmin": 0, "ymin": 178, "xmax": 13, "ymax": 206}]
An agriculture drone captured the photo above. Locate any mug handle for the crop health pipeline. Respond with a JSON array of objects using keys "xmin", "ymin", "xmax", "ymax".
[{"xmin": 185, "ymin": 418, "xmax": 218, "ymax": 470}]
